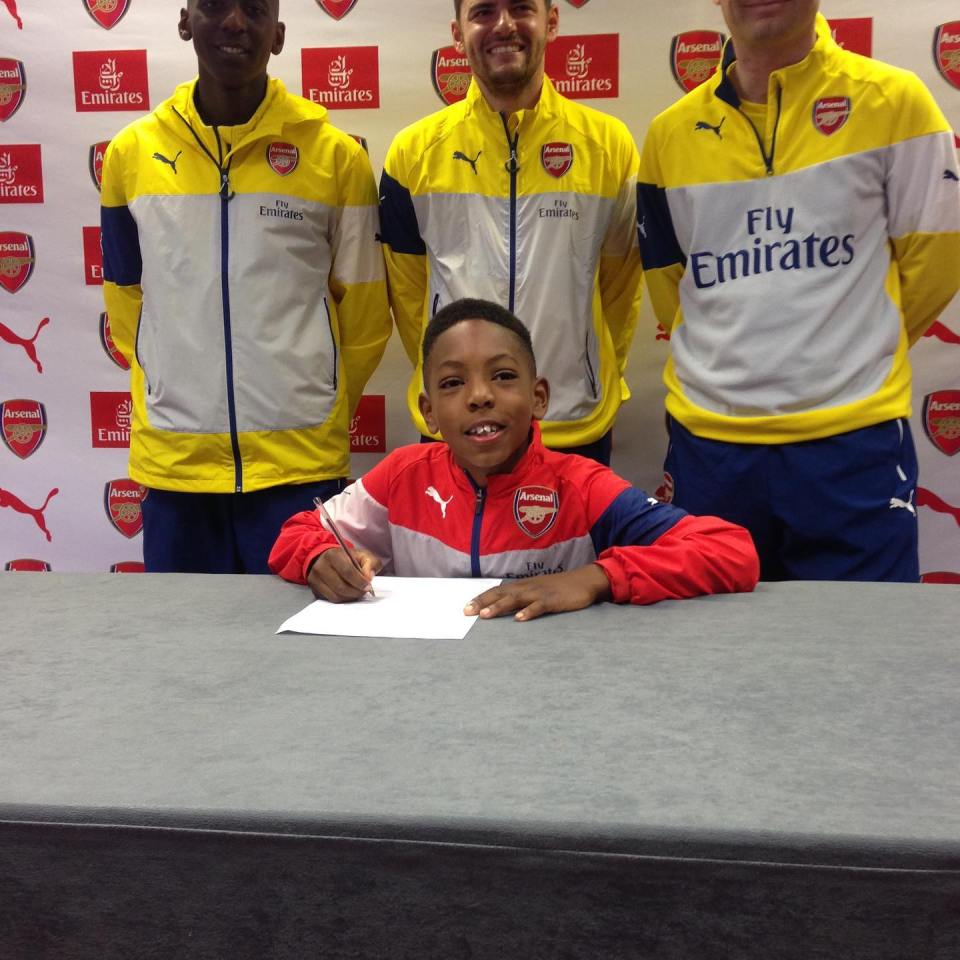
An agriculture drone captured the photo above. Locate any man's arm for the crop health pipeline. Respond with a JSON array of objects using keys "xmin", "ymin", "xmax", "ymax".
[
  {"xmin": 379, "ymin": 140, "xmax": 429, "ymax": 367},
  {"xmin": 328, "ymin": 143, "xmax": 392, "ymax": 416},
  {"xmin": 886, "ymin": 73, "xmax": 960, "ymax": 345},
  {"xmin": 636, "ymin": 124, "xmax": 685, "ymax": 334},
  {"xmin": 100, "ymin": 136, "xmax": 142, "ymax": 365},
  {"xmin": 598, "ymin": 129, "xmax": 644, "ymax": 378}
]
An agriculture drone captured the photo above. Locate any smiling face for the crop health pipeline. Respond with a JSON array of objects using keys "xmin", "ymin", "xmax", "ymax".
[
  {"xmin": 180, "ymin": 0, "xmax": 284, "ymax": 94},
  {"xmin": 451, "ymin": 0, "xmax": 559, "ymax": 110},
  {"xmin": 419, "ymin": 318, "xmax": 549, "ymax": 488}
]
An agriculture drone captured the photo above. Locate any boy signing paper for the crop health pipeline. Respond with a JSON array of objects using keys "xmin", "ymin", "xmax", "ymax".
[{"xmin": 270, "ymin": 299, "xmax": 758, "ymax": 621}]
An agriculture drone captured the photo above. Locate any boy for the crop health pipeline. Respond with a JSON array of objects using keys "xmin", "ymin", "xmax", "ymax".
[
  {"xmin": 269, "ymin": 300, "xmax": 758, "ymax": 621},
  {"xmin": 100, "ymin": 0, "xmax": 391, "ymax": 573}
]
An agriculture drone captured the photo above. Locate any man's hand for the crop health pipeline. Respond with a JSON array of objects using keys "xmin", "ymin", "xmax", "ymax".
[
  {"xmin": 464, "ymin": 564, "xmax": 613, "ymax": 622},
  {"xmin": 307, "ymin": 548, "xmax": 381, "ymax": 603}
]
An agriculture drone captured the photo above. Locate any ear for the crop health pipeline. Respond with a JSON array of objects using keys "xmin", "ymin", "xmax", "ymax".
[
  {"xmin": 178, "ymin": 8, "xmax": 191, "ymax": 41},
  {"xmin": 418, "ymin": 391, "xmax": 440, "ymax": 436},
  {"xmin": 451, "ymin": 18, "xmax": 464, "ymax": 53},
  {"xmin": 532, "ymin": 376, "xmax": 550, "ymax": 421},
  {"xmin": 272, "ymin": 20, "xmax": 286, "ymax": 56},
  {"xmin": 546, "ymin": 4, "xmax": 559, "ymax": 44}
]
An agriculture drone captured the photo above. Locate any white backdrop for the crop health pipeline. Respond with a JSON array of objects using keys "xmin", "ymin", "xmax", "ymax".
[{"xmin": 1, "ymin": 0, "xmax": 958, "ymax": 578}]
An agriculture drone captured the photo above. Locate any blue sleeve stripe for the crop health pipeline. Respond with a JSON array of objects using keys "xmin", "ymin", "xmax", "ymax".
[
  {"xmin": 101, "ymin": 204, "xmax": 142, "ymax": 286},
  {"xmin": 637, "ymin": 181, "xmax": 686, "ymax": 270},
  {"xmin": 378, "ymin": 169, "xmax": 426, "ymax": 256},
  {"xmin": 590, "ymin": 486, "xmax": 688, "ymax": 553}
]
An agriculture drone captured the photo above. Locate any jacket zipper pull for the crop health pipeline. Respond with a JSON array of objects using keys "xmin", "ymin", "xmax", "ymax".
[{"xmin": 219, "ymin": 169, "xmax": 232, "ymax": 200}]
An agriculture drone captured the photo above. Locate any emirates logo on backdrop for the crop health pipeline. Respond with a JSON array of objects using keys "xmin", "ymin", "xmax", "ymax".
[
  {"xmin": 90, "ymin": 391, "xmax": 132, "ymax": 448},
  {"xmin": 110, "ymin": 561, "xmax": 144, "ymax": 573},
  {"xmin": 83, "ymin": 225, "xmax": 102, "ymax": 284},
  {"xmin": 73, "ymin": 50, "xmax": 149, "ymax": 112},
  {"xmin": 546, "ymin": 35, "xmax": 618, "ymax": 99},
  {"xmin": 0, "ymin": 59, "xmax": 26, "ymax": 122},
  {"xmin": 828, "ymin": 18, "xmax": 873, "ymax": 57},
  {"xmin": 6, "ymin": 559, "xmax": 52, "ymax": 572},
  {"xmin": 349, "ymin": 394, "xmax": 386, "ymax": 453},
  {"xmin": 0, "ymin": 145, "xmax": 43, "ymax": 203},
  {"xmin": 302, "ymin": 47, "xmax": 379, "ymax": 109}
]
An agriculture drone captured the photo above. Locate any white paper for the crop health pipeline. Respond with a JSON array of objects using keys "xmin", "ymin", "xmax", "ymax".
[{"xmin": 276, "ymin": 576, "xmax": 503, "ymax": 640}]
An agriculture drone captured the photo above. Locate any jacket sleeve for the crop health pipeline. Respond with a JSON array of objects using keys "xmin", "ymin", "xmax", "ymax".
[
  {"xmin": 269, "ymin": 458, "xmax": 397, "ymax": 583},
  {"xmin": 598, "ymin": 126, "xmax": 644, "ymax": 378},
  {"xmin": 100, "ymin": 135, "xmax": 142, "ymax": 365},
  {"xmin": 886, "ymin": 73, "xmax": 960, "ymax": 345},
  {"xmin": 329, "ymin": 142, "xmax": 393, "ymax": 416},
  {"xmin": 595, "ymin": 514, "xmax": 759, "ymax": 604},
  {"xmin": 636, "ymin": 122, "xmax": 685, "ymax": 334},
  {"xmin": 379, "ymin": 140, "xmax": 428, "ymax": 367}
]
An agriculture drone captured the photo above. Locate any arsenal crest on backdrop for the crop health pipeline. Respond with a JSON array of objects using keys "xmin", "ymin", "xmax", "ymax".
[
  {"xmin": 83, "ymin": 0, "xmax": 132, "ymax": 31},
  {"xmin": 0, "ymin": 59, "xmax": 26, "ymax": 123},
  {"xmin": 316, "ymin": 0, "xmax": 358, "ymax": 20},
  {"xmin": 934, "ymin": 21, "xmax": 960, "ymax": 89}
]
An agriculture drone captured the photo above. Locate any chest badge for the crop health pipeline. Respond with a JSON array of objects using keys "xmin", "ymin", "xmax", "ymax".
[
  {"xmin": 267, "ymin": 142, "xmax": 299, "ymax": 176},
  {"xmin": 514, "ymin": 486, "xmax": 559, "ymax": 539},
  {"xmin": 541, "ymin": 142, "xmax": 574, "ymax": 178},
  {"xmin": 812, "ymin": 97, "xmax": 850, "ymax": 136}
]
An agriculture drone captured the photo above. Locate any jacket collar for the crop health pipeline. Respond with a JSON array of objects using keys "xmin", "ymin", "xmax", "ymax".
[
  {"xmin": 716, "ymin": 12, "xmax": 835, "ymax": 108},
  {"xmin": 161, "ymin": 76, "xmax": 326, "ymax": 153},
  {"xmin": 444, "ymin": 420, "xmax": 547, "ymax": 496},
  {"xmin": 463, "ymin": 75, "xmax": 561, "ymax": 132}
]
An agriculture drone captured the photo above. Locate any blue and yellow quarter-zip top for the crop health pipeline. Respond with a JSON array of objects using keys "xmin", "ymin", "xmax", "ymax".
[
  {"xmin": 380, "ymin": 77, "xmax": 643, "ymax": 448},
  {"xmin": 638, "ymin": 14, "xmax": 960, "ymax": 445},
  {"xmin": 101, "ymin": 78, "xmax": 391, "ymax": 493}
]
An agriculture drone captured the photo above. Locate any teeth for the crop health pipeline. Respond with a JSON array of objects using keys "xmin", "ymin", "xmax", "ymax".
[{"xmin": 469, "ymin": 424, "xmax": 500, "ymax": 436}]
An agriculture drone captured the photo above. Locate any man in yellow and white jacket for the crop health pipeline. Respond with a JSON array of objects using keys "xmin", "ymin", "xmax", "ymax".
[
  {"xmin": 101, "ymin": 0, "xmax": 390, "ymax": 573},
  {"xmin": 379, "ymin": 0, "xmax": 642, "ymax": 462},
  {"xmin": 638, "ymin": 2, "xmax": 960, "ymax": 581}
]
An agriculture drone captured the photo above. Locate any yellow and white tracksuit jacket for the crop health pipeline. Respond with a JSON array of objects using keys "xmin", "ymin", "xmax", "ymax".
[
  {"xmin": 380, "ymin": 77, "xmax": 642, "ymax": 448},
  {"xmin": 638, "ymin": 14, "xmax": 960, "ymax": 444},
  {"xmin": 101, "ymin": 78, "xmax": 390, "ymax": 493}
]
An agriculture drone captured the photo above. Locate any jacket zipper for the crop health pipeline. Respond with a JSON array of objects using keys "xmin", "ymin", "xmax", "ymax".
[
  {"xmin": 470, "ymin": 480, "xmax": 487, "ymax": 577},
  {"xmin": 323, "ymin": 297, "xmax": 338, "ymax": 391},
  {"xmin": 172, "ymin": 107, "xmax": 243, "ymax": 492},
  {"xmin": 501, "ymin": 114, "xmax": 520, "ymax": 311},
  {"xmin": 584, "ymin": 332, "xmax": 598, "ymax": 398},
  {"xmin": 736, "ymin": 83, "xmax": 782, "ymax": 176}
]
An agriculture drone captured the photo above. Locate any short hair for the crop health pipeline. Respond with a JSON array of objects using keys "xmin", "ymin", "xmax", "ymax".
[
  {"xmin": 422, "ymin": 298, "xmax": 536, "ymax": 374},
  {"xmin": 454, "ymin": 0, "xmax": 552, "ymax": 18}
]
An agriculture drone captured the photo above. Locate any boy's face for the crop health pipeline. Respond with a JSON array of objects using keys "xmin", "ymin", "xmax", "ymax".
[
  {"xmin": 180, "ymin": 0, "xmax": 284, "ymax": 90},
  {"xmin": 419, "ymin": 319, "xmax": 549, "ymax": 488}
]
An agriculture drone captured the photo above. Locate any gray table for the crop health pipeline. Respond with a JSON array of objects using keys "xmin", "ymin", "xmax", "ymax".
[{"xmin": 1, "ymin": 574, "xmax": 958, "ymax": 959}]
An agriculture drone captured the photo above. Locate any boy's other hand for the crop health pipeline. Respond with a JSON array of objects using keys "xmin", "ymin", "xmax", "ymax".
[
  {"xmin": 464, "ymin": 565, "xmax": 612, "ymax": 622},
  {"xmin": 307, "ymin": 548, "xmax": 381, "ymax": 603}
]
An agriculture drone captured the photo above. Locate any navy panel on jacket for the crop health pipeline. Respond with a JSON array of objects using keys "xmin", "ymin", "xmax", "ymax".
[
  {"xmin": 591, "ymin": 487, "xmax": 688, "ymax": 553},
  {"xmin": 101, "ymin": 205, "xmax": 143, "ymax": 285},
  {"xmin": 378, "ymin": 170, "xmax": 427, "ymax": 256},
  {"xmin": 636, "ymin": 182, "xmax": 686, "ymax": 270}
]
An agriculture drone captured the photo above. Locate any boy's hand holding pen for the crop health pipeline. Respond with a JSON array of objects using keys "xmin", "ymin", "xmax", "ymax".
[{"xmin": 307, "ymin": 497, "xmax": 381, "ymax": 603}]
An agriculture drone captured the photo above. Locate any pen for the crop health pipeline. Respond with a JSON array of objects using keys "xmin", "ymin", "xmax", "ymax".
[{"xmin": 313, "ymin": 496, "xmax": 375, "ymax": 597}]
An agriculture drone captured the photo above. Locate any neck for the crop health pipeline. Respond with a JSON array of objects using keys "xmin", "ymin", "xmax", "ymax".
[
  {"xmin": 194, "ymin": 74, "xmax": 268, "ymax": 126},
  {"xmin": 728, "ymin": 29, "xmax": 816, "ymax": 103},
  {"xmin": 476, "ymin": 70, "xmax": 545, "ymax": 116}
]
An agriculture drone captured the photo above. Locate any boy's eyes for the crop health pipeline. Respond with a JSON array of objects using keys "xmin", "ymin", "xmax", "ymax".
[
  {"xmin": 437, "ymin": 370, "xmax": 518, "ymax": 390},
  {"xmin": 438, "ymin": 376, "xmax": 464, "ymax": 390}
]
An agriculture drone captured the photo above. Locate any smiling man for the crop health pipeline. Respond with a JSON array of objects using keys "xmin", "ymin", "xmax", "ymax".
[
  {"xmin": 379, "ymin": 0, "xmax": 643, "ymax": 467},
  {"xmin": 99, "ymin": 0, "xmax": 391, "ymax": 574},
  {"xmin": 637, "ymin": 0, "xmax": 960, "ymax": 582}
]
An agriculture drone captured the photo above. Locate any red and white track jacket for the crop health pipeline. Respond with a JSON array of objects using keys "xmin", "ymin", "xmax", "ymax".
[{"xmin": 270, "ymin": 426, "xmax": 758, "ymax": 604}]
